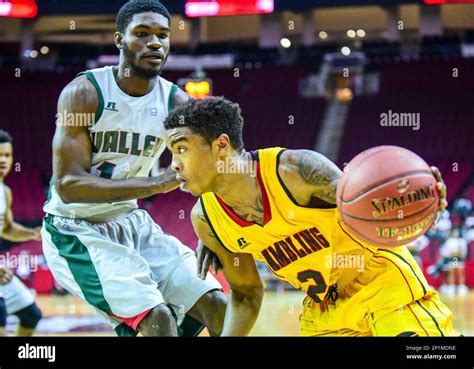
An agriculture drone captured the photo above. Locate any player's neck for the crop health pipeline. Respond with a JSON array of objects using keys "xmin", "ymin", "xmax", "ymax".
[
  {"xmin": 213, "ymin": 152, "xmax": 259, "ymax": 208},
  {"xmin": 113, "ymin": 65, "xmax": 156, "ymax": 97}
]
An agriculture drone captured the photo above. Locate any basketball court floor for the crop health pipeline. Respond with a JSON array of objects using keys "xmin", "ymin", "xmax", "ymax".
[{"xmin": 8, "ymin": 290, "xmax": 473, "ymax": 336}]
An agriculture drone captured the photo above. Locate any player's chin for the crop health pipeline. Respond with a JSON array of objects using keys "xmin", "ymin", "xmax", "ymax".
[
  {"xmin": 135, "ymin": 62, "xmax": 162, "ymax": 77},
  {"xmin": 180, "ymin": 182, "xmax": 201, "ymax": 197}
]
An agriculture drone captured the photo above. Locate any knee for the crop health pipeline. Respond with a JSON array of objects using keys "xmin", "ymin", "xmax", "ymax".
[
  {"xmin": 198, "ymin": 290, "xmax": 228, "ymax": 336},
  {"xmin": 138, "ymin": 304, "xmax": 177, "ymax": 336},
  {"xmin": 206, "ymin": 289, "xmax": 228, "ymax": 311}
]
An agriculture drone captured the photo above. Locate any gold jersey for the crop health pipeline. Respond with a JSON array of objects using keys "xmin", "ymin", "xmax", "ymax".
[{"xmin": 200, "ymin": 147, "xmax": 385, "ymax": 302}]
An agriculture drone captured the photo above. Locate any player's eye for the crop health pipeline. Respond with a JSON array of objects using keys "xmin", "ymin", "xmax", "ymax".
[
  {"xmin": 135, "ymin": 32, "xmax": 147, "ymax": 37},
  {"xmin": 178, "ymin": 147, "xmax": 186, "ymax": 154},
  {"xmin": 158, "ymin": 33, "xmax": 168, "ymax": 39}
]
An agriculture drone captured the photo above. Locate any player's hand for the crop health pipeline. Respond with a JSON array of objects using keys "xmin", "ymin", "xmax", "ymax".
[
  {"xmin": 0, "ymin": 268, "xmax": 13, "ymax": 285},
  {"xmin": 431, "ymin": 166, "xmax": 447, "ymax": 228},
  {"xmin": 154, "ymin": 166, "xmax": 180, "ymax": 194},
  {"xmin": 32, "ymin": 226, "xmax": 42, "ymax": 241},
  {"xmin": 196, "ymin": 240, "xmax": 223, "ymax": 280}
]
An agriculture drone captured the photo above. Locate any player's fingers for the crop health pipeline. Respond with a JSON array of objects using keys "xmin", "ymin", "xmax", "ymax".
[
  {"xmin": 200, "ymin": 252, "xmax": 211, "ymax": 280},
  {"xmin": 216, "ymin": 258, "xmax": 223, "ymax": 273},
  {"xmin": 196, "ymin": 242, "xmax": 205, "ymax": 276},
  {"xmin": 440, "ymin": 198, "xmax": 448, "ymax": 209},
  {"xmin": 431, "ymin": 166, "xmax": 442, "ymax": 182},
  {"xmin": 212, "ymin": 257, "xmax": 218, "ymax": 275}
]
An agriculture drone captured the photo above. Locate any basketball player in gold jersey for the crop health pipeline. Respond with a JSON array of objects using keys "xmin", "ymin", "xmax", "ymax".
[{"xmin": 164, "ymin": 97, "xmax": 458, "ymax": 336}]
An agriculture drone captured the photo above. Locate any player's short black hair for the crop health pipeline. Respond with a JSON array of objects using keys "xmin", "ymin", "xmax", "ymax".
[
  {"xmin": 0, "ymin": 130, "xmax": 12, "ymax": 144},
  {"xmin": 164, "ymin": 97, "xmax": 245, "ymax": 152},
  {"xmin": 116, "ymin": 0, "xmax": 171, "ymax": 33}
]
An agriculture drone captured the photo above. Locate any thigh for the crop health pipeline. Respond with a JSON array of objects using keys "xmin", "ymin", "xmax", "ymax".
[
  {"xmin": 4, "ymin": 276, "xmax": 35, "ymax": 315},
  {"xmin": 160, "ymin": 251, "xmax": 222, "ymax": 325},
  {"xmin": 299, "ymin": 296, "xmax": 371, "ymax": 336},
  {"xmin": 42, "ymin": 214, "xmax": 164, "ymax": 330},
  {"xmin": 371, "ymin": 293, "xmax": 459, "ymax": 336}
]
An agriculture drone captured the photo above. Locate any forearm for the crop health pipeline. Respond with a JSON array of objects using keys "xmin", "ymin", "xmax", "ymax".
[
  {"xmin": 221, "ymin": 288, "xmax": 263, "ymax": 336},
  {"xmin": 2, "ymin": 224, "xmax": 38, "ymax": 242},
  {"xmin": 57, "ymin": 167, "xmax": 178, "ymax": 203}
]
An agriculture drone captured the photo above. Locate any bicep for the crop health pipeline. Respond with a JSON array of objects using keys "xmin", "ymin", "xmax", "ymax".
[
  {"xmin": 53, "ymin": 125, "xmax": 92, "ymax": 181},
  {"xmin": 53, "ymin": 77, "xmax": 97, "ymax": 181},
  {"xmin": 280, "ymin": 149, "xmax": 342, "ymax": 204}
]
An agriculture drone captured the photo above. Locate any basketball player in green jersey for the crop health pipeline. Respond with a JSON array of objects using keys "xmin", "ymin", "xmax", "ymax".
[{"xmin": 42, "ymin": 1, "xmax": 226, "ymax": 336}]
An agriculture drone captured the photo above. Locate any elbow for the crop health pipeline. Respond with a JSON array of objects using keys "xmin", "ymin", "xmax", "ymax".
[{"xmin": 56, "ymin": 176, "xmax": 78, "ymax": 204}]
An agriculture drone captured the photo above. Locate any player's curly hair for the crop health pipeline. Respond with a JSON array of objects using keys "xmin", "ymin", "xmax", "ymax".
[
  {"xmin": 116, "ymin": 0, "xmax": 171, "ymax": 33},
  {"xmin": 0, "ymin": 130, "xmax": 12, "ymax": 144},
  {"xmin": 164, "ymin": 97, "xmax": 245, "ymax": 152}
]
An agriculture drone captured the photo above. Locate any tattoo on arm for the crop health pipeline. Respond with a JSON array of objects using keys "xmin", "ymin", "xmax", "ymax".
[{"xmin": 297, "ymin": 150, "xmax": 341, "ymax": 204}]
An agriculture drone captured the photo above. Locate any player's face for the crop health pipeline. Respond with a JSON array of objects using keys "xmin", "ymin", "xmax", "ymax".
[
  {"xmin": 0, "ymin": 143, "xmax": 13, "ymax": 179},
  {"xmin": 120, "ymin": 12, "xmax": 170, "ymax": 78},
  {"xmin": 167, "ymin": 128, "xmax": 218, "ymax": 196}
]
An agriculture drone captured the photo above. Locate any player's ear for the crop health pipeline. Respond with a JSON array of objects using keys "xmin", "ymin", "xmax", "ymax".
[
  {"xmin": 214, "ymin": 134, "xmax": 231, "ymax": 156},
  {"xmin": 114, "ymin": 32, "xmax": 124, "ymax": 50}
]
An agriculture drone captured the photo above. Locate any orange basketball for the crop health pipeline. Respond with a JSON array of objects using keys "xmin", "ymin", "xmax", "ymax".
[{"xmin": 336, "ymin": 146, "xmax": 440, "ymax": 247}]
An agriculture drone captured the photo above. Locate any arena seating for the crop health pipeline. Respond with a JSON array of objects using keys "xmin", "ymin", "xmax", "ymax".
[{"xmin": 0, "ymin": 59, "xmax": 472, "ymax": 260}]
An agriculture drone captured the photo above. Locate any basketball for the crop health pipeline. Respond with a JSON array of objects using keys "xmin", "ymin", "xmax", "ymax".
[{"xmin": 336, "ymin": 146, "xmax": 440, "ymax": 247}]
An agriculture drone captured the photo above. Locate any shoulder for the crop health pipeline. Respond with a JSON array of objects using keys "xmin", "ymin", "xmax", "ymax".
[
  {"xmin": 58, "ymin": 74, "xmax": 98, "ymax": 113},
  {"xmin": 191, "ymin": 199, "xmax": 208, "ymax": 226},
  {"xmin": 279, "ymin": 149, "xmax": 341, "ymax": 183},
  {"xmin": 191, "ymin": 200, "xmax": 203, "ymax": 219},
  {"xmin": 173, "ymin": 88, "xmax": 190, "ymax": 107}
]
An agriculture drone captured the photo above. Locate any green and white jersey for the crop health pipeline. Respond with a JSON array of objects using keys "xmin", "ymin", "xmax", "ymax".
[
  {"xmin": 0, "ymin": 182, "xmax": 6, "ymax": 235},
  {"xmin": 43, "ymin": 66, "xmax": 178, "ymax": 222}
]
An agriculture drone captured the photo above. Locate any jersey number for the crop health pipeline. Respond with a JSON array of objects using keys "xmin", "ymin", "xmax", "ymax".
[
  {"xmin": 297, "ymin": 269, "xmax": 327, "ymax": 303},
  {"xmin": 97, "ymin": 161, "xmax": 116, "ymax": 179}
]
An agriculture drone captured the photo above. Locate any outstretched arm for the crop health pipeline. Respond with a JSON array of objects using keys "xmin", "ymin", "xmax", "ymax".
[
  {"xmin": 279, "ymin": 149, "xmax": 447, "ymax": 219},
  {"xmin": 53, "ymin": 75, "xmax": 179, "ymax": 204},
  {"xmin": 2, "ymin": 186, "xmax": 41, "ymax": 242},
  {"xmin": 191, "ymin": 202, "xmax": 264, "ymax": 336}
]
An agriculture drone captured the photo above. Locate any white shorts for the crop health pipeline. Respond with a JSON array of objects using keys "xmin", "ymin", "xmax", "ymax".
[
  {"xmin": 41, "ymin": 209, "xmax": 221, "ymax": 331},
  {"xmin": 3, "ymin": 276, "xmax": 35, "ymax": 314}
]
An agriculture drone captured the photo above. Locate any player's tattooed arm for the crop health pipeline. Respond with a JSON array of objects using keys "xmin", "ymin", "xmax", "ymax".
[
  {"xmin": 191, "ymin": 202, "xmax": 264, "ymax": 336},
  {"xmin": 1, "ymin": 185, "xmax": 41, "ymax": 242},
  {"xmin": 53, "ymin": 76, "xmax": 180, "ymax": 204},
  {"xmin": 279, "ymin": 149, "xmax": 342, "ymax": 205}
]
